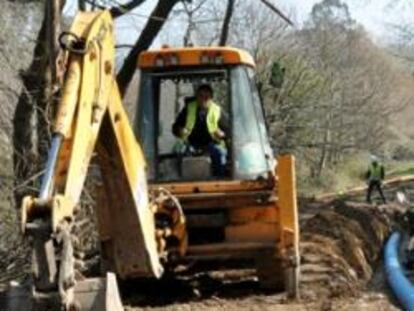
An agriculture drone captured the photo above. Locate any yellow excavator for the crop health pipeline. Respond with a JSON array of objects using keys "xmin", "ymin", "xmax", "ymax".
[{"xmin": 6, "ymin": 10, "xmax": 299, "ymax": 310}]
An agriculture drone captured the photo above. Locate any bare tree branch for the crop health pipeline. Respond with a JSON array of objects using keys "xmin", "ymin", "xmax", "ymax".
[
  {"xmin": 219, "ymin": 0, "xmax": 235, "ymax": 46},
  {"xmin": 110, "ymin": 0, "xmax": 147, "ymax": 18},
  {"xmin": 85, "ymin": 0, "xmax": 146, "ymax": 18},
  {"xmin": 259, "ymin": 0, "xmax": 294, "ymax": 26},
  {"xmin": 116, "ymin": 0, "xmax": 182, "ymax": 96}
]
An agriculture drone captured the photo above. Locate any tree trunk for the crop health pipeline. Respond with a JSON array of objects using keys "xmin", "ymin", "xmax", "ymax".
[
  {"xmin": 13, "ymin": 0, "xmax": 64, "ymax": 204},
  {"xmin": 116, "ymin": 0, "xmax": 181, "ymax": 96},
  {"xmin": 38, "ymin": 0, "xmax": 63, "ymax": 161},
  {"xmin": 316, "ymin": 109, "xmax": 332, "ymax": 178},
  {"xmin": 219, "ymin": 0, "xmax": 235, "ymax": 46},
  {"xmin": 13, "ymin": 12, "xmax": 47, "ymax": 202},
  {"xmin": 78, "ymin": 0, "xmax": 86, "ymax": 11},
  {"xmin": 90, "ymin": 0, "xmax": 147, "ymax": 18},
  {"xmin": 109, "ymin": 0, "xmax": 146, "ymax": 18}
]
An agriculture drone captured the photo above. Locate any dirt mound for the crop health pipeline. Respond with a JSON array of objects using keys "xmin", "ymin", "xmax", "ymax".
[{"xmin": 300, "ymin": 201, "xmax": 396, "ymax": 301}]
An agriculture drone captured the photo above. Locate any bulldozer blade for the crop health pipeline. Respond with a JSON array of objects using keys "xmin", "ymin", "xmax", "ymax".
[{"xmin": 3, "ymin": 273, "xmax": 124, "ymax": 311}]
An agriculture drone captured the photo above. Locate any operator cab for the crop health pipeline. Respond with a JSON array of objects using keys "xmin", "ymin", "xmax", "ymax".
[{"xmin": 134, "ymin": 47, "xmax": 274, "ymax": 182}]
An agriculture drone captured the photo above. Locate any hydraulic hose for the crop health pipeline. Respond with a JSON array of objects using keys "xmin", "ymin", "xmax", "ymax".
[
  {"xmin": 384, "ymin": 231, "xmax": 414, "ymax": 311},
  {"xmin": 39, "ymin": 134, "xmax": 63, "ymax": 200}
]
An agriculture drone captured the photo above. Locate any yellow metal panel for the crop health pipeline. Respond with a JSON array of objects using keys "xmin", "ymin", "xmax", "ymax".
[
  {"xmin": 66, "ymin": 11, "xmax": 104, "ymax": 38},
  {"xmin": 51, "ymin": 195, "xmax": 76, "ymax": 231},
  {"xmin": 62, "ymin": 11, "xmax": 114, "ymax": 204},
  {"xmin": 228, "ymin": 206, "xmax": 279, "ymax": 224},
  {"xmin": 54, "ymin": 57, "xmax": 81, "ymax": 137},
  {"xmin": 139, "ymin": 46, "xmax": 256, "ymax": 69},
  {"xmin": 226, "ymin": 223, "xmax": 279, "ymax": 243},
  {"xmin": 57, "ymin": 10, "xmax": 162, "ymax": 278},
  {"xmin": 101, "ymin": 83, "xmax": 162, "ymax": 278},
  {"xmin": 21, "ymin": 11, "xmax": 116, "ymax": 228},
  {"xmin": 151, "ymin": 179, "xmax": 272, "ymax": 194},
  {"xmin": 54, "ymin": 136, "xmax": 74, "ymax": 193},
  {"xmin": 276, "ymin": 155, "xmax": 299, "ymax": 256},
  {"xmin": 21, "ymin": 10, "xmax": 162, "ymax": 279}
]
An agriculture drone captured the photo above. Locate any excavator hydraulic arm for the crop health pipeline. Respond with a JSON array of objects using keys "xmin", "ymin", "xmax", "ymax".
[{"xmin": 12, "ymin": 11, "xmax": 175, "ymax": 310}]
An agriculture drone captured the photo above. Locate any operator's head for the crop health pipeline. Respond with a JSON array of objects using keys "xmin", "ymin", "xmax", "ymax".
[
  {"xmin": 196, "ymin": 84, "xmax": 213, "ymax": 109},
  {"xmin": 370, "ymin": 155, "xmax": 378, "ymax": 166}
]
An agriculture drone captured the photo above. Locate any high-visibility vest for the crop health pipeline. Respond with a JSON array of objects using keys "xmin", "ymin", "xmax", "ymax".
[
  {"xmin": 184, "ymin": 100, "xmax": 223, "ymax": 145},
  {"xmin": 369, "ymin": 164, "xmax": 383, "ymax": 181}
]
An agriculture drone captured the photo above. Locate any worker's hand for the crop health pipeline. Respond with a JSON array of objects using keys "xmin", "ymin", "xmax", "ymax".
[
  {"xmin": 180, "ymin": 128, "xmax": 189, "ymax": 138},
  {"xmin": 213, "ymin": 129, "xmax": 225, "ymax": 140}
]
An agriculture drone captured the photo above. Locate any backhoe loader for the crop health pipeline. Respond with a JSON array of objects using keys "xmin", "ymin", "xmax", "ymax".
[{"xmin": 5, "ymin": 10, "xmax": 299, "ymax": 310}]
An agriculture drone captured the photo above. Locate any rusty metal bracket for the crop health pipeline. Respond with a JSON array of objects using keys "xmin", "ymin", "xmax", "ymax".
[{"xmin": 59, "ymin": 31, "xmax": 89, "ymax": 55}]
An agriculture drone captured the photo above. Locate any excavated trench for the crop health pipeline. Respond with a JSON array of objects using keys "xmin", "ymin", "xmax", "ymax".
[{"xmin": 299, "ymin": 200, "xmax": 396, "ymax": 300}]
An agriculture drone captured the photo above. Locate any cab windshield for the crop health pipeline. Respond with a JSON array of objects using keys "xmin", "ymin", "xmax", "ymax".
[{"xmin": 134, "ymin": 65, "xmax": 273, "ymax": 182}]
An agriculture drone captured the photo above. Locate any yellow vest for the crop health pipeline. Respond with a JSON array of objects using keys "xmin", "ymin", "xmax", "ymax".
[
  {"xmin": 369, "ymin": 164, "xmax": 383, "ymax": 180},
  {"xmin": 184, "ymin": 100, "xmax": 223, "ymax": 145}
]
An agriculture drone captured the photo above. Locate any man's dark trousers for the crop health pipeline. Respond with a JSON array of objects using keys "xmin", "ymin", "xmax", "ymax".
[{"xmin": 366, "ymin": 180, "xmax": 386, "ymax": 204}]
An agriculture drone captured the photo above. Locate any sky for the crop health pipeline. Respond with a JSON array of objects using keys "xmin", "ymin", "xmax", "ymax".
[
  {"xmin": 283, "ymin": 0, "xmax": 412, "ymax": 40},
  {"xmin": 63, "ymin": 0, "xmax": 413, "ymax": 48}
]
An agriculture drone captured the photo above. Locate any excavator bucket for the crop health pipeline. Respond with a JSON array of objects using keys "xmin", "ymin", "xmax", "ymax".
[
  {"xmin": 72, "ymin": 273, "xmax": 124, "ymax": 311},
  {"xmin": 4, "ymin": 273, "xmax": 124, "ymax": 311}
]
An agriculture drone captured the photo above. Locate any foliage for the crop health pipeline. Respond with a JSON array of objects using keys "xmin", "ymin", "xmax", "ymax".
[
  {"xmin": 252, "ymin": 0, "xmax": 414, "ymax": 190},
  {"xmin": 3, "ymin": 0, "xmax": 414, "ymax": 199}
]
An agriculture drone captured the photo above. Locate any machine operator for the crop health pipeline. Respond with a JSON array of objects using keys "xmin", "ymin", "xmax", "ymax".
[{"xmin": 172, "ymin": 84, "xmax": 228, "ymax": 177}]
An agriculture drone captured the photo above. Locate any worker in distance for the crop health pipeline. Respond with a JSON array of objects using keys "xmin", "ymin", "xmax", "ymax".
[{"xmin": 366, "ymin": 155, "xmax": 387, "ymax": 204}]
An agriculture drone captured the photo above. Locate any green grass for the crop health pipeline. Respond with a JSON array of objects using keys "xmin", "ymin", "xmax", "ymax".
[
  {"xmin": 388, "ymin": 162, "xmax": 414, "ymax": 177},
  {"xmin": 297, "ymin": 153, "xmax": 369, "ymax": 196},
  {"xmin": 297, "ymin": 155, "xmax": 414, "ymax": 197}
]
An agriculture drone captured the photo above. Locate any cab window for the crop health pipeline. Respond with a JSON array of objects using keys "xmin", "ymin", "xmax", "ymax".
[
  {"xmin": 230, "ymin": 66, "xmax": 272, "ymax": 179},
  {"xmin": 135, "ymin": 69, "xmax": 230, "ymax": 182}
]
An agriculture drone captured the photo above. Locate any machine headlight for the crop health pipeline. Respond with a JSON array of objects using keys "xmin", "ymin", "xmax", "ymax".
[
  {"xmin": 170, "ymin": 54, "xmax": 179, "ymax": 66},
  {"xmin": 215, "ymin": 55, "xmax": 224, "ymax": 65},
  {"xmin": 200, "ymin": 54, "xmax": 210, "ymax": 64}
]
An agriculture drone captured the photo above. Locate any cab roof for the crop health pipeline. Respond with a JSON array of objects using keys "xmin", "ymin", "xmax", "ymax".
[{"xmin": 138, "ymin": 46, "xmax": 256, "ymax": 69}]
